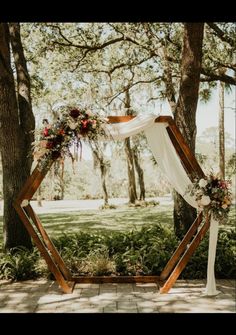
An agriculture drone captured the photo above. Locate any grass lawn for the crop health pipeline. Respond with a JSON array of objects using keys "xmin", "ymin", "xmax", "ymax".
[
  {"xmin": 0, "ymin": 203, "xmax": 235, "ymax": 243},
  {"xmin": 0, "ymin": 203, "xmax": 173, "ymax": 243}
]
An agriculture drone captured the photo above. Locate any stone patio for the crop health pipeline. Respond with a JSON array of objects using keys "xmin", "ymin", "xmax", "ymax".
[{"xmin": 0, "ymin": 279, "xmax": 235, "ymax": 313}]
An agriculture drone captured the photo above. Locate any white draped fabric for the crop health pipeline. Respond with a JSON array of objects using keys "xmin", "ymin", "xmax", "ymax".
[
  {"xmin": 204, "ymin": 218, "xmax": 220, "ymax": 296},
  {"xmin": 104, "ymin": 113, "xmax": 157, "ymax": 140},
  {"xmin": 104, "ymin": 113, "xmax": 219, "ymax": 296},
  {"xmin": 144, "ymin": 123, "xmax": 197, "ymax": 208}
]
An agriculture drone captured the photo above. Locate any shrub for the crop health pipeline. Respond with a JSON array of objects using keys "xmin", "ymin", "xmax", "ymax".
[
  {"xmin": 0, "ymin": 247, "xmax": 40, "ymax": 281},
  {"xmin": 79, "ymin": 247, "xmax": 116, "ymax": 276},
  {"xmin": 0, "ymin": 225, "xmax": 235, "ymax": 281}
]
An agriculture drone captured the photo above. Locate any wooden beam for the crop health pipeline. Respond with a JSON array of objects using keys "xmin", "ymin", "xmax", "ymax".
[
  {"xmin": 160, "ymin": 214, "xmax": 211, "ymax": 293},
  {"xmin": 13, "ymin": 203, "xmax": 74, "ymax": 294},
  {"xmin": 73, "ymin": 275, "xmax": 161, "ymax": 284},
  {"xmin": 15, "ymin": 163, "xmax": 53, "ymax": 202},
  {"xmin": 160, "ymin": 212, "xmax": 203, "ymax": 281},
  {"xmin": 24, "ymin": 204, "xmax": 73, "ymax": 281},
  {"xmin": 107, "ymin": 115, "xmax": 173, "ymax": 124},
  {"xmin": 108, "ymin": 116, "xmax": 135, "ymax": 123}
]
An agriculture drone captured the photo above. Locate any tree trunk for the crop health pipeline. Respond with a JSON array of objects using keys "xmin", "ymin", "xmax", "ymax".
[
  {"xmin": 100, "ymin": 162, "xmax": 109, "ymax": 205},
  {"xmin": 124, "ymin": 138, "xmax": 137, "ymax": 203},
  {"xmin": 0, "ymin": 23, "xmax": 33, "ymax": 249},
  {"xmin": 124, "ymin": 89, "xmax": 138, "ymax": 204},
  {"xmin": 90, "ymin": 141, "xmax": 109, "ymax": 206},
  {"xmin": 133, "ymin": 147, "xmax": 145, "ymax": 201},
  {"xmin": 9, "ymin": 23, "xmax": 35, "ymax": 174},
  {"xmin": 173, "ymin": 23, "xmax": 204, "ymax": 238},
  {"xmin": 162, "ymin": 46, "xmax": 177, "ymax": 114},
  {"xmin": 219, "ymin": 78, "xmax": 225, "ymax": 179}
]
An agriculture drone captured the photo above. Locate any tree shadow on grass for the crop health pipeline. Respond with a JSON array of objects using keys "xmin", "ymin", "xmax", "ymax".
[
  {"xmin": 38, "ymin": 206, "xmax": 174, "ymax": 238},
  {"xmin": 0, "ymin": 205, "xmax": 234, "ymax": 242}
]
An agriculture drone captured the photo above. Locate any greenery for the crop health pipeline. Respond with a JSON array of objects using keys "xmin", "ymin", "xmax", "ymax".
[
  {"xmin": 0, "ymin": 247, "xmax": 42, "ymax": 281},
  {"xmin": 186, "ymin": 174, "xmax": 232, "ymax": 222},
  {"xmin": 0, "ymin": 205, "xmax": 235, "ymax": 281}
]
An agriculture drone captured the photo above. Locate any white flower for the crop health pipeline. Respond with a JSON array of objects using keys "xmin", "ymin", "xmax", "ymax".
[
  {"xmin": 199, "ymin": 195, "xmax": 211, "ymax": 206},
  {"xmin": 196, "ymin": 190, "xmax": 204, "ymax": 196},
  {"xmin": 68, "ymin": 121, "xmax": 78, "ymax": 130},
  {"xmin": 199, "ymin": 178, "xmax": 208, "ymax": 188}
]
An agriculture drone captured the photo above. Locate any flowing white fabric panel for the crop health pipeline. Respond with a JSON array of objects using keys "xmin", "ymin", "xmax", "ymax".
[
  {"xmin": 103, "ymin": 114, "xmax": 218, "ymax": 296},
  {"xmin": 204, "ymin": 218, "xmax": 220, "ymax": 296},
  {"xmin": 144, "ymin": 123, "xmax": 197, "ymax": 209},
  {"xmin": 104, "ymin": 113, "xmax": 157, "ymax": 140}
]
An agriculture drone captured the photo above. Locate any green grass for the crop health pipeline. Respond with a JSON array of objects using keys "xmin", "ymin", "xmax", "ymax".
[
  {"xmin": 0, "ymin": 204, "xmax": 172, "ymax": 243},
  {"xmin": 35, "ymin": 204, "xmax": 173, "ymax": 237},
  {"xmin": 0, "ymin": 203, "xmax": 235, "ymax": 243}
]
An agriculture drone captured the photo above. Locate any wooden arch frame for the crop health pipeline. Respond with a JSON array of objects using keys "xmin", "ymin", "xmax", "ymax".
[{"xmin": 13, "ymin": 115, "xmax": 210, "ymax": 294}]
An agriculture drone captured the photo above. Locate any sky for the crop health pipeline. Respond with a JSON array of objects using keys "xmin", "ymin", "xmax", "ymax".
[
  {"xmin": 157, "ymin": 88, "xmax": 236, "ymax": 140},
  {"xmin": 196, "ymin": 89, "xmax": 235, "ymax": 139}
]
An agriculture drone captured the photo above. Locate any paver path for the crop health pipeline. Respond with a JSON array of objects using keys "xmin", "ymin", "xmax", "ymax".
[{"xmin": 0, "ymin": 279, "xmax": 235, "ymax": 313}]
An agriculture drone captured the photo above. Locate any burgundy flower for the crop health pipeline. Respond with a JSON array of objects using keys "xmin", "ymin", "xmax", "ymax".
[
  {"xmin": 51, "ymin": 151, "xmax": 61, "ymax": 160},
  {"xmin": 211, "ymin": 179, "xmax": 219, "ymax": 187},
  {"xmin": 46, "ymin": 140, "xmax": 55, "ymax": 149},
  {"xmin": 55, "ymin": 134, "xmax": 64, "ymax": 145},
  {"xmin": 70, "ymin": 109, "xmax": 80, "ymax": 119}
]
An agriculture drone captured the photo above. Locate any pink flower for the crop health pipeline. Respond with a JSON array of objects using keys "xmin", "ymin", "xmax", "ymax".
[
  {"xmin": 43, "ymin": 127, "xmax": 49, "ymax": 137},
  {"xmin": 81, "ymin": 120, "xmax": 88, "ymax": 129}
]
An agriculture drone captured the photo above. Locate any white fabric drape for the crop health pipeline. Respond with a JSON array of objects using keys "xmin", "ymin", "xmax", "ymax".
[
  {"xmin": 144, "ymin": 123, "xmax": 197, "ymax": 208},
  {"xmin": 204, "ymin": 218, "xmax": 220, "ymax": 296},
  {"xmin": 103, "ymin": 113, "xmax": 157, "ymax": 140},
  {"xmin": 104, "ymin": 114, "xmax": 219, "ymax": 296}
]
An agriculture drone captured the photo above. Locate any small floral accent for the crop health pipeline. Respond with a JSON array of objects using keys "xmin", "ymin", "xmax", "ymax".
[
  {"xmin": 186, "ymin": 173, "xmax": 232, "ymax": 222},
  {"xmin": 33, "ymin": 106, "xmax": 108, "ymax": 170}
]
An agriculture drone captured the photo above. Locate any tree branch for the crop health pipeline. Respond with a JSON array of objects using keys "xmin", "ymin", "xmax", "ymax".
[
  {"xmin": 51, "ymin": 27, "xmax": 141, "ymax": 51},
  {"xmin": 201, "ymin": 68, "xmax": 236, "ymax": 85},
  {"xmin": 207, "ymin": 22, "xmax": 235, "ymax": 47},
  {"xmin": 106, "ymin": 76, "xmax": 162, "ymax": 106}
]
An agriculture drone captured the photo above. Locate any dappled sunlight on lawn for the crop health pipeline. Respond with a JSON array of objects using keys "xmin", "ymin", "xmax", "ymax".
[
  {"xmin": 0, "ymin": 200, "xmax": 235, "ymax": 242},
  {"xmin": 38, "ymin": 205, "xmax": 174, "ymax": 238}
]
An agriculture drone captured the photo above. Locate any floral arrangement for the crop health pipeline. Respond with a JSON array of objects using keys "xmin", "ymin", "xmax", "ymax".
[
  {"xmin": 33, "ymin": 106, "xmax": 108, "ymax": 169},
  {"xmin": 186, "ymin": 173, "xmax": 232, "ymax": 222}
]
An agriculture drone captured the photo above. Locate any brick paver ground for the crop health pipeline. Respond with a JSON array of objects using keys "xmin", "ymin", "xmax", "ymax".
[{"xmin": 0, "ymin": 279, "xmax": 235, "ymax": 313}]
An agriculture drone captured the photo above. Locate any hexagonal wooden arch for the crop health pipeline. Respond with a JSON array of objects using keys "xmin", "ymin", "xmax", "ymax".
[{"xmin": 13, "ymin": 115, "xmax": 210, "ymax": 294}]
